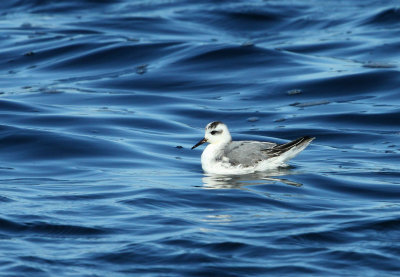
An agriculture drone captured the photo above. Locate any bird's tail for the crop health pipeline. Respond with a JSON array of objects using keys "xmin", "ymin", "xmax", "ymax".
[{"xmin": 267, "ymin": 136, "xmax": 315, "ymax": 162}]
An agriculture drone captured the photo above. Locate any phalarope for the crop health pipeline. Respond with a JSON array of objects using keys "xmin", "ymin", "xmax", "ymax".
[{"xmin": 192, "ymin": 121, "xmax": 314, "ymax": 174}]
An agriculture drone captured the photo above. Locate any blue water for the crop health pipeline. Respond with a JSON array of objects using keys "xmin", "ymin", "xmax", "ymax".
[{"xmin": 1, "ymin": 0, "xmax": 400, "ymax": 276}]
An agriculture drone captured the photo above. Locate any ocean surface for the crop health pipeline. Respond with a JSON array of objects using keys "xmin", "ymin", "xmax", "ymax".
[{"xmin": 1, "ymin": 0, "xmax": 400, "ymax": 276}]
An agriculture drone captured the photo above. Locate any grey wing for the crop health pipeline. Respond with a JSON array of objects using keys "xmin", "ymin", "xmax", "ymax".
[{"xmin": 224, "ymin": 141, "xmax": 277, "ymax": 166}]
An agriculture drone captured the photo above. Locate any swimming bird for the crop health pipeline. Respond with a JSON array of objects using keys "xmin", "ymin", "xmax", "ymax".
[{"xmin": 191, "ymin": 121, "xmax": 315, "ymax": 174}]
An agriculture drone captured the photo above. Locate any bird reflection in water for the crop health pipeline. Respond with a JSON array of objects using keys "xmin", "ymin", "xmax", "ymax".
[{"xmin": 201, "ymin": 167, "xmax": 303, "ymax": 189}]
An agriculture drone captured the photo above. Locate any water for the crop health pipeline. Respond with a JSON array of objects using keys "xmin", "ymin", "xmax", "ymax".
[{"xmin": 1, "ymin": 0, "xmax": 400, "ymax": 276}]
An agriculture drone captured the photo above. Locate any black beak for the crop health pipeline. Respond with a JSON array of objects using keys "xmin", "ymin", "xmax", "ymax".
[{"xmin": 191, "ymin": 138, "xmax": 207, "ymax": 150}]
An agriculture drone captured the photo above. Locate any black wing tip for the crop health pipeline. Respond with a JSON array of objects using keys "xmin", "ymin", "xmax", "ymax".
[
  {"xmin": 302, "ymin": 136, "xmax": 316, "ymax": 141},
  {"xmin": 293, "ymin": 136, "xmax": 316, "ymax": 146},
  {"xmin": 272, "ymin": 135, "xmax": 315, "ymax": 151}
]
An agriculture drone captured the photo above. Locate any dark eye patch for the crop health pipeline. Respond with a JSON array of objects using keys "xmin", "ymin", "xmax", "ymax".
[{"xmin": 211, "ymin": 130, "xmax": 222, "ymax": 135}]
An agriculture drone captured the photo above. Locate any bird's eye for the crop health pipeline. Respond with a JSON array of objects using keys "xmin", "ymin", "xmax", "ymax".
[{"xmin": 211, "ymin": 130, "xmax": 219, "ymax": 135}]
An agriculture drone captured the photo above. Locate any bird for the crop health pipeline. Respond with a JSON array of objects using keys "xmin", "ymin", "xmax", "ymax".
[{"xmin": 191, "ymin": 121, "xmax": 315, "ymax": 174}]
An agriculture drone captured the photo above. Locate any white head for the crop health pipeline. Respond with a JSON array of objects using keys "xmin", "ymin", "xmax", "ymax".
[{"xmin": 192, "ymin": 121, "xmax": 232, "ymax": 149}]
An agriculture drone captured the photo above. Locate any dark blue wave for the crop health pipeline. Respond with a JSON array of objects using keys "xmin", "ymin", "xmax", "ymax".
[
  {"xmin": 362, "ymin": 7, "xmax": 400, "ymax": 26},
  {"xmin": 0, "ymin": 217, "xmax": 109, "ymax": 236}
]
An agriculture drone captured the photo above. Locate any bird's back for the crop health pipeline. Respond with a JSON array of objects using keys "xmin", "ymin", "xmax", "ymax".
[
  {"xmin": 224, "ymin": 141, "xmax": 277, "ymax": 166},
  {"xmin": 223, "ymin": 136, "xmax": 314, "ymax": 167}
]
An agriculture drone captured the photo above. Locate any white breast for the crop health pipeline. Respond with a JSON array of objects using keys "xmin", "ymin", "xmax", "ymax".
[{"xmin": 201, "ymin": 144, "xmax": 225, "ymax": 173}]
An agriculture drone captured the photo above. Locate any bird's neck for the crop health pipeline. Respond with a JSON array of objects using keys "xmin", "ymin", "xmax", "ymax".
[{"xmin": 201, "ymin": 142, "xmax": 228, "ymax": 165}]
